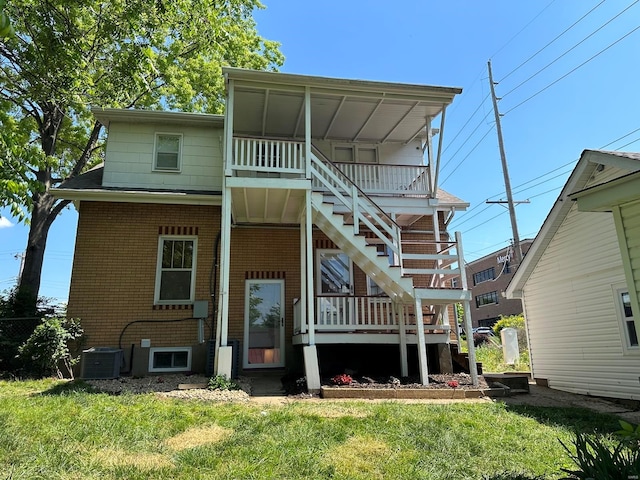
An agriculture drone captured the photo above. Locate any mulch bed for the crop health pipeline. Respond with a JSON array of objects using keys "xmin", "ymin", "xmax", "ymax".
[{"xmin": 323, "ymin": 373, "xmax": 489, "ymax": 390}]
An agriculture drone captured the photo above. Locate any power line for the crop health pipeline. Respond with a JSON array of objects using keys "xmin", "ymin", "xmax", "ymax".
[
  {"xmin": 503, "ymin": 24, "xmax": 640, "ymax": 115},
  {"xmin": 441, "ymin": 110, "xmax": 493, "ymax": 171},
  {"xmin": 440, "ymin": 126, "xmax": 495, "ymax": 185},
  {"xmin": 461, "ymin": 210, "xmax": 509, "ymax": 234},
  {"xmin": 512, "ymin": 167, "xmax": 573, "ymax": 196},
  {"xmin": 442, "ymin": 93, "xmax": 490, "ymax": 157},
  {"xmin": 500, "ymin": 0, "xmax": 607, "ymax": 83},
  {"xmin": 615, "ymin": 136, "xmax": 640, "ymax": 151},
  {"xmin": 601, "ymin": 128, "xmax": 640, "ymax": 149},
  {"xmin": 490, "ymin": 0, "xmax": 558, "ymax": 59}
]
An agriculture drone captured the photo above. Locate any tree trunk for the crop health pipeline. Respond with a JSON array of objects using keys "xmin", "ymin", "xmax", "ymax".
[{"xmin": 16, "ymin": 190, "xmax": 58, "ymax": 316}]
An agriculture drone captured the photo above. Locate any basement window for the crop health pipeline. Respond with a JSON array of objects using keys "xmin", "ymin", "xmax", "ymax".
[{"xmin": 149, "ymin": 347, "xmax": 192, "ymax": 372}]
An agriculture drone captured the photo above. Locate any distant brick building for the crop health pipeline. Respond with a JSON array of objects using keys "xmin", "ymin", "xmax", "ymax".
[{"xmin": 463, "ymin": 239, "xmax": 534, "ymax": 328}]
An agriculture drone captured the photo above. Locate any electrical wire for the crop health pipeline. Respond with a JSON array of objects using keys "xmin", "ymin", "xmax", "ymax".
[
  {"xmin": 440, "ymin": 126, "xmax": 495, "ymax": 185},
  {"xmin": 441, "ymin": 110, "xmax": 493, "ymax": 172},
  {"xmin": 599, "ymin": 127, "xmax": 640, "ymax": 149},
  {"xmin": 501, "ymin": 0, "xmax": 637, "ymax": 97},
  {"xmin": 442, "ymin": 93, "xmax": 490, "ymax": 156},
  {"xmin": 614, "ymin": 136, "xmax": 640, "ymax": 151},
  {"xmin": 490, "ymin": 0, "xmax": 558, "ymax": 59},
  {"xmin": 504, "ymin": 24, "xmax": 640, "ymax": 115},
  {"xmin": 499, "ymin": 0, "xmax": 607, "ymax": 82}
]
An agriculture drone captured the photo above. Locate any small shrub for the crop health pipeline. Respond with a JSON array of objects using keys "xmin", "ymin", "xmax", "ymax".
[
  {"xmin": 446, "ymin": 380, "xmax": 459, "ymax": 388},
  {"xmin": 207, "ymin": 374, "xmax": 240, "ymax": 391},
  {"xmin": 492, "ymin": 314, "xmax": 525, "ymax": 335},
  {"xmin": 331, "ymin": 373, "xmax": 352, "ymax": 386},
  {"xmin": 18, "ymin": 317, "xmax": 83, "ymax": 379}
]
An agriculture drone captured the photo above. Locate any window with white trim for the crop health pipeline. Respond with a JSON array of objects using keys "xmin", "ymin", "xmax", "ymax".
[
  {"xmin": 149, "ymin": 347, "xmax": 192, "ymax": 372},
  {"xmin": 155, "ymin": 236, "xmax": 197, "ymax": 304},
  {"xmin": 154, "ymin": 133, "xmax": 182, "ymax": 171},
  {"xmin": 615, "ymin": 288, "xmax": 638, "ymax": 351}
]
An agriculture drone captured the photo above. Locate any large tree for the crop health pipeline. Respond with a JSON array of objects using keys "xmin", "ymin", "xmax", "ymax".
[{"xmin": 0, "ymin": 0, "xmax": 283, "ymax": 314}]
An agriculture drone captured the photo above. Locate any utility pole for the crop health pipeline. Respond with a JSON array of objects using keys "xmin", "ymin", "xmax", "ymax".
[{"xmin": 487, "ymin": 60, "xmax": 524, "ymax": 265}]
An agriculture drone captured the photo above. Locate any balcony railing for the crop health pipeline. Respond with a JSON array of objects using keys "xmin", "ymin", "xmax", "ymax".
[
  {"xmin": 231, "ymin": 137, "xmax": 305, "ymax": 175},
  {"xmin": 314, "ymin": 163, "xmax": 431, "ymax": 197}
]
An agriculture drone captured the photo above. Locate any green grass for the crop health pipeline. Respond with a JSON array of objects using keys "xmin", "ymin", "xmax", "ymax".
[{"xmin": 0, "ymin": 379, "xmax": 625, "ymax": 479}]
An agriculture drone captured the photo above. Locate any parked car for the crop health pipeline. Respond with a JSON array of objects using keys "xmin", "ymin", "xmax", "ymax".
[{"xmin": 472, "ymin": 327, "xmax": 494, "ymax": 336}]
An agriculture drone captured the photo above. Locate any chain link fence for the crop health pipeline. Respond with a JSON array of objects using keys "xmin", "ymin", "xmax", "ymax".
[{"xmin": 0, "ymin": 317, "xmax": 41, "ymax": 374}]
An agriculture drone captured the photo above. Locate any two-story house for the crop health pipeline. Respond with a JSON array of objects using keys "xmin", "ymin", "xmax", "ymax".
[{"xmin": 54, "ymin": 68, "xmax": 479, "ymax": 391}]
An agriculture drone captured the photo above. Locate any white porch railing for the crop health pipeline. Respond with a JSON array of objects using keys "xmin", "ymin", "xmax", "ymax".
[
  {"xmin": 316, "ymin": 296, "xmax": 398, "ymax": 331},
  {"xmin": 294, "ymin": 296, "xmax": 453, "ymax": 334},
  {"xmin": 232, "ymin": 137, "xmax": 305, "ymax": 174},
  {"xmin": 331, "ymin": 163, "xmax": 431, "ymax": 196}
]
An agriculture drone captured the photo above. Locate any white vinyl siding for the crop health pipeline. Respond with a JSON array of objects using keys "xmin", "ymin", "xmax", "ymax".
[
  {"xmin": 522, "ymin": 198, "xmax": 640, "ymax": 400},
  {"xmin": 102, "ymin": 122, "xmax": 223, "ymax": 191}
]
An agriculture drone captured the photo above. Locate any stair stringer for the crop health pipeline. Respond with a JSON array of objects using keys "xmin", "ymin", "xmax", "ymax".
[{"xmin": 311, "ymin": 192, "xmax": 414, "ymax": 303}]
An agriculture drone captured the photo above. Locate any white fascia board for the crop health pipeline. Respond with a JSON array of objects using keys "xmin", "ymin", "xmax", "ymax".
[
  {"xmin": 52, "ymin": 188, "xmax": 222, "ymax": 206},
  {"xmin": 223, "ymin": 67, "xmax": 462, "ymax": 101},
  {"xmin": 91, "ymin": 107, "xmax": 224, "ymax": 129},
  {"xmin": 505, "ymin": 156, "xmax": 596, "ymax": 299}
]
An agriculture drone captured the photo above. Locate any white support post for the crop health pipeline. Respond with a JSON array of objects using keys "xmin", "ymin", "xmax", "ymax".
[
  {"xmin": 215, "ymin": 185, "xmax": 233, "ymax": 379},
  {"xmin": 415, "ymin": 297, "xmax": 429, "ymax": 384},
  {"xmin": 456, "ymin": 231, "xmax": 479, "ymax": 386},
  {"xmin": 351, "ymin": 184, "xmax": 359, "ymax": 235},
  {"xmin": 224, "ymin": 78, "xmax": 235, "ymax": 177},
  {"xmin": 305, "ymin": 86, "xmax": 311, "ymax": 178},
  {"xmin": 305, "ymin": 191, "xmax": 315, "ymax": 345},
  {"xmin": 424, "ymin": 116, "xmax": 434, "ymax": 196},
  {"xmin": 299, "ymin": 210, "xmax": 307, "ymax": 334},
  {"xmin": 397, "ymin": 303, "xmax": 408, "ymax": 377}
]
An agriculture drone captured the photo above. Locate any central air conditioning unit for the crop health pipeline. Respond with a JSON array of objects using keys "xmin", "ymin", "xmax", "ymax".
[{"xmin": 80, "ymin": 347, "xmax": 123, "ymax": 379}]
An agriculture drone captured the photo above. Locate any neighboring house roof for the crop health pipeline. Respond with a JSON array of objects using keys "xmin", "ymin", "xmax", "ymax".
[
  {"xmin": 506, "ymin": 150, "xmax": 640, "ymax": 298},
  {"xmin": 53, "ymin": 164, "xmax": 221, "ymax": 205}
]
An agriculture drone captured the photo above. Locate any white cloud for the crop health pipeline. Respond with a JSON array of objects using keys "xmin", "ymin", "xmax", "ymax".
[{"xmin": 0, "ymin": 217, "xmax": 14, "ymax": 228}]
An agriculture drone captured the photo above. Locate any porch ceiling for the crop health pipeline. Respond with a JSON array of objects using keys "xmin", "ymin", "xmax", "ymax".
[
  {"xmin": 230, "ymin": 186, "xmax": 306, "ymax": 224},
  {"xmin": 225, "ymin": 68, "xmax": 461, "ymax": 145}
]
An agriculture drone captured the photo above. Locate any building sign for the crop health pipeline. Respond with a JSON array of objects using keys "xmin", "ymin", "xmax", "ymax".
[{"xmin": 497, "ymin": 254, "xmax": 511, "ymax": 264}]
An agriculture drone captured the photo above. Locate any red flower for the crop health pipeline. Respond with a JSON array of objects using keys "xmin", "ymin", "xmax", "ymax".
[
  {"xmin": 446, "ymin": 380, "xmax": 459, "ymax": 388},
  {"xmin": 331, "ymin": 374, "xmax": 353, "ymax": 386}
]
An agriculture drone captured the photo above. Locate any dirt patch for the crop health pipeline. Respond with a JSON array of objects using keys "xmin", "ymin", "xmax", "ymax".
[{"xmin": 164, "ymin": 425, "xmax": 233, "ymax": 451}]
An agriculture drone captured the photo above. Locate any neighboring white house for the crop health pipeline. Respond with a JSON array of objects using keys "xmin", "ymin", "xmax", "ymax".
[{"xmin": 506, "ymin": 150, "xmax": 640, "ymax": 401}]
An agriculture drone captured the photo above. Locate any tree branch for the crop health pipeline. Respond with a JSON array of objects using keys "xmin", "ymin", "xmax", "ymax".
[{"xmin": 68, "ymin": 121, "xmax": 102, "ymax": 179}]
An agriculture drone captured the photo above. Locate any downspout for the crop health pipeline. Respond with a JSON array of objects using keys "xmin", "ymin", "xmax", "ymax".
[{"xmin": 210, "ymin": 231, "xmax": 222, "ymax": 340}]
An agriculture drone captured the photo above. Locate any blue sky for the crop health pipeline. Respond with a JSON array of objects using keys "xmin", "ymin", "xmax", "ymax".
[{"xmin": 1, "ymin": 0, "xmax": 639, "ymax": 304}]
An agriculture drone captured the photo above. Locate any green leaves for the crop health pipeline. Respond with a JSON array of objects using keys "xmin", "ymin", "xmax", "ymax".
[{"xmin": 0, "ymin": 0, "xmax": 282, "ymax": 303}]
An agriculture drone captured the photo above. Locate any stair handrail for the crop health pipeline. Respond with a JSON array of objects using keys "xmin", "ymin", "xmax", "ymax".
[
  {"xmin": 310, "ymin": 145, "xmax": 400, "ymax": 229},
  {"xmin": 310, "ymin": 145, "xmax": 402, "ymax": 260}
]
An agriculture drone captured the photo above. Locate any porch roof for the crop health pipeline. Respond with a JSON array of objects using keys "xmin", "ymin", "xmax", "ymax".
[{"xmin": 223, "ymin": 67, "xmax": 462, "ymax": 144}]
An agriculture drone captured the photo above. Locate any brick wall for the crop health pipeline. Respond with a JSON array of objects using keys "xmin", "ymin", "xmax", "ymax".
[{"xmin": 69, "ymin": 201, "xmax": 220, "ymax": 350}]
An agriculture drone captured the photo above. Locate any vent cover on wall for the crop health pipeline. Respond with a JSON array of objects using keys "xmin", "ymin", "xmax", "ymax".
[{"xmin": 80, "ymin": 347, "xmax": 123, "ymax": 379}]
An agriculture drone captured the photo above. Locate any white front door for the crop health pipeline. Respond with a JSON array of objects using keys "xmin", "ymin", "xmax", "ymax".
[{"xmin": 243, "ymin": 279, "xmax": 285, "ymax": 368}]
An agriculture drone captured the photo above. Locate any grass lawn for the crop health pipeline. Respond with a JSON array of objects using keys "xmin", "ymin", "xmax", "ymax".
[{"xmin": 0, "ymin": 379, "xmax": 624, "ymax": 479}]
